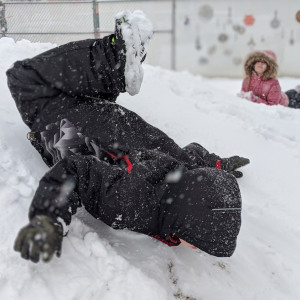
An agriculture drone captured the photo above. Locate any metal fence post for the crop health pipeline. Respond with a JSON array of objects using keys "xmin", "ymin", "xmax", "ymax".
[
  {"xmin": 171, "ymin": 0, "xmax": 176, "ymax": 70},
  {"xmin": 93, "ymin": 0, "xmax": 100, "ymax": 38},
  {"xmin": 0, "ymin": 1, "xmax": 7, "ymax": 38}
]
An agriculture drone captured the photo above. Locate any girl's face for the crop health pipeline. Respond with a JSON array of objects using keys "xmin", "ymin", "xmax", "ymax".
[{"xmin": 254, "ymin": 60, "xmax": 268, "ymax": 75}]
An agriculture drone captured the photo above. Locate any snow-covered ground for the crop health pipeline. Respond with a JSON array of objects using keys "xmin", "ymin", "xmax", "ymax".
[{"xmin": 0, "ymin": 37, "xmax": 300, "ymax": 300}]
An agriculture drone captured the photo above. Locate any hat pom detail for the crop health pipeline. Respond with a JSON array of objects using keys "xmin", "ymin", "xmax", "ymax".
[{"xmin": 262, "ymin": 50, "xmax": 277, "ymax": 62}]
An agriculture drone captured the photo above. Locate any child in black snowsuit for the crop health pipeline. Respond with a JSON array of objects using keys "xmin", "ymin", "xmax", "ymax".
[{"xmin": 7, "ymin": 11, "xmax": 249, "ymax": 263}]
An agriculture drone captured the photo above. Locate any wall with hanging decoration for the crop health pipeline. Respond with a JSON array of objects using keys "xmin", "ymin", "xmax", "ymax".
[{"xmin": 176, "ymin": 0, "xmax": 300, "ymax": 77}]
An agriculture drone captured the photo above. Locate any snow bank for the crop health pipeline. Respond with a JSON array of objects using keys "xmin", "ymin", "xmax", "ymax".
[{"xmin": 1, "ymin": 37, "xmax": 300, "ymax": 300}]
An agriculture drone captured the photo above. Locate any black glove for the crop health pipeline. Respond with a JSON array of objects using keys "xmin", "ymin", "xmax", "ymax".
[
  {"xmin": 221, "ymin": 156, "xmax": 250, "ymax": 178},
  {"xmin": 14, "ymin": 215, "xmax": 63, "ymax": 263}
]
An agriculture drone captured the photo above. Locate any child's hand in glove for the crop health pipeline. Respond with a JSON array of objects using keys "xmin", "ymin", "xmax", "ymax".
[
  {"xmin": 237, "ymin": 91, "xmax": 258, "ymax": 102},
  {"xmin": 220, "ymin": 156, "xmax": 250, "ymax": 178},
  {"xmin": 14, "ymin": 215, "xmax": 63, "ymax": 263}
]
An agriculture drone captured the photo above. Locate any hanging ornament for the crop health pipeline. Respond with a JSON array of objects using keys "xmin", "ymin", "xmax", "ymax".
[
  {"xmin": 227, "ymin": 7, "xmax": 232, "ymax": 25},
  {"xmin": 195, "ymin": 24, "xmax": 201, "ymax": 50},
  {"xmin": 218, "ymin": 33, "xmax": 229, "ymax": 43},
  {"xmin": 195, "ymin": 36, "xmax": 201, "ymax": 50},
  {"xmin": 198, "ymin": 57, "xmax": 209, "ymax": 65},
  {"xmin": 218, "ymin": 22, "xmax": 229, "ymax": 43},
  {"xmin": 224, "ymin": 48, "xmax": 233, "ymax": 56},
  {"xmin": 270, "ymin": 10, "xmax": 280, "ymax": 29},
  {"xmin": 208, "ymin": 45, "xmax": 217, "ymax": 55},
  {"xmin": 244, "ymin": 15, "xmax": 255, "ymax": 26},
  {"xmin": 232, "ymin": 24, "xmax": 245, "ymax": 34},
  {"xmin": 233, "ymin": 57, "xmax": 242, "ymax": 66},
  {"xmin": 198, "ymin": 5, "xmax": 214, "ymax": 21},
  {"xmin": 296, "ymin": 10, "xmax": 300, "ymax": 23},
  {"xmin": 184, "ymin": 16, "xmax": 190, "ymax": 26},
  {"xmin": 247, "ymin": 37, "xmax": 256, "ymax": 48},
  {"xmin": 290, "ymin": 30, "xmax": 294, "ymax": 45}
]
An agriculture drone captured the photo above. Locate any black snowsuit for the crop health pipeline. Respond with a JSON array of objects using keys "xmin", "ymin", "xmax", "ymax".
[
  {"xmin": 286, "ymin": 89, "xmax": 300, "ymax": 109},
  {"xmin": 7, "ymin": 34, "xmax": 242, "ymax": 257}
]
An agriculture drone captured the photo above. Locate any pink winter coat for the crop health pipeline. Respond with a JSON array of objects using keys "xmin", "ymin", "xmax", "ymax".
[{"xmin": 241, "ymin": 74, "xmax": 289, "ymax": 107}]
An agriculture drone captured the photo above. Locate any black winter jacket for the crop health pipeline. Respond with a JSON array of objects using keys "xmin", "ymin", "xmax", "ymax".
[{"xmin": 7, "ymin": 35, "xmax": 241, "ymax": 257}]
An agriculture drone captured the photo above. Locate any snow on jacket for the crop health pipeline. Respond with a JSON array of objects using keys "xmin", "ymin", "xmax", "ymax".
[
  {"xmin": 240, "ymin": 50, "xmax": 289, "ymax": 106},
  {"xmin": 6, "ymin": 35, "xmax": 242, "ymax": 257}
]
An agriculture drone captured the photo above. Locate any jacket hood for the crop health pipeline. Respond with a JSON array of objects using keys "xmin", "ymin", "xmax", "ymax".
[
  {"xmin": 159, "ymin": 168, "xmax": 242, "ymax": 257},
  {"xmin": 244, "ymin": 51, "xmax": 278, "ymax": 80}
]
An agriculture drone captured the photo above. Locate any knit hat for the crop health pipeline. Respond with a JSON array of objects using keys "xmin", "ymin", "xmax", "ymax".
[
  {"xmin": 244, "ymin": 50, "xmax": 278, "ymax": 80},
  {"xmin": 262, "ymin": 50, "xmax": 277, "ymax": 62}
]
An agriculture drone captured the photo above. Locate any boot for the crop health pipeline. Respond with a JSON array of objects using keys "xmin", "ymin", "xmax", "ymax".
[{"xmin": 114, "ymin": 10, "xmax": 154, "ymax": 96}]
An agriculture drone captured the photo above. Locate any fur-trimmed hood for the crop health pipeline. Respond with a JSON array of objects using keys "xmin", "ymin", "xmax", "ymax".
[{"xmin": 244, "ymin": 51, "xmax": 278, "ymax": 80}]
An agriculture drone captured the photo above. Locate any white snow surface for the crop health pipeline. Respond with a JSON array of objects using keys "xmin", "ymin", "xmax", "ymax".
[{"xmin": 1, "ymin": 37, "xmax": 300, "ymax": 300}]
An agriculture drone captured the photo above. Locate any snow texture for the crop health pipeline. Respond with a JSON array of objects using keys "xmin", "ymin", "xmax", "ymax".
[
  {"xmin": 1, "ymin": 37, "xmax": 300, "ymax": 300},
  {"xmin": 115, "ymin": 10, "xmax": 153, "ymax": 96},
  {"xmin": 237, "ymin": 90, "xmax": 254, "ymax": 101}
]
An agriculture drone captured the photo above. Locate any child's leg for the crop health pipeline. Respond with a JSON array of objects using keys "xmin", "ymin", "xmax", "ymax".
[
  {"xmin": 286, "ymin": 89, "xmax": 300, "ymax": 109},
  {"xmin": 6, "ymin": 35, "xmax": 126, "ymax": 129},
  {"xmin": 285, "ymin": 89, "xmax": 297, "ymax": 100}
]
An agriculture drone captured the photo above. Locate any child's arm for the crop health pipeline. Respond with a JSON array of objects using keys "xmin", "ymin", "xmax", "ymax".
[{"xmin": 241, "ymin": 77, "xmax": 249, "ymax": 92}]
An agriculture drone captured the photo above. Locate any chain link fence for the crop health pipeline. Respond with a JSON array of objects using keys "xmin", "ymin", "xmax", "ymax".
[{"xmin": 1, "ymin": 0, "xmax": 176, "ymax": 69}]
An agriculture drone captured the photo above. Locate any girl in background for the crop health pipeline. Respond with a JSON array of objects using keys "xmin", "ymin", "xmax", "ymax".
[{"xmin": 238, "ymin": 50, "xmax": 300, "ymax": 109}]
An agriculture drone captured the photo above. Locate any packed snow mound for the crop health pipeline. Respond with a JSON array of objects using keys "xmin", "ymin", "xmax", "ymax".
[{"xmin": 1, "ymin": 37, "xmax": 300, "ymax": 300}]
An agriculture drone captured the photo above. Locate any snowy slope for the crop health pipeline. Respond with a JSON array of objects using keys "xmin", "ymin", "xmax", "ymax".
[{"xmin": 0, "ymin": 37, "xmax": 300, "ymax": 300}]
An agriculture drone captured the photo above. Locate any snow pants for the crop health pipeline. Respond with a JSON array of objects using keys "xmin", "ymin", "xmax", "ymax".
[{"xmin": 286, "ymin": 89, "xmax": 300, "ymax": 109}]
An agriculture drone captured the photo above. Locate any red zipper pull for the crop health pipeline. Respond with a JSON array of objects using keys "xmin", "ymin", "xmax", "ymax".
[{"xmin": 122, "ymin": 154, "xmax": 133, "ymax": 173}]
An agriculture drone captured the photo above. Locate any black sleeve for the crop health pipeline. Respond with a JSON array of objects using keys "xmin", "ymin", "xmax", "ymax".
[
  {"xmin": 29, "ymin": 155, "xmax": 124, "ymax": 225},
  {"xmin": 183, "ymin": 142, "xmax": 221, "ymax": 168},
  {"xmin": 6, "ymin": 34, "xmax": 126, "ymax": 107},
  {"xmin": 28, "ymin": 154, "xmax": 162, "ymax": 235}
]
